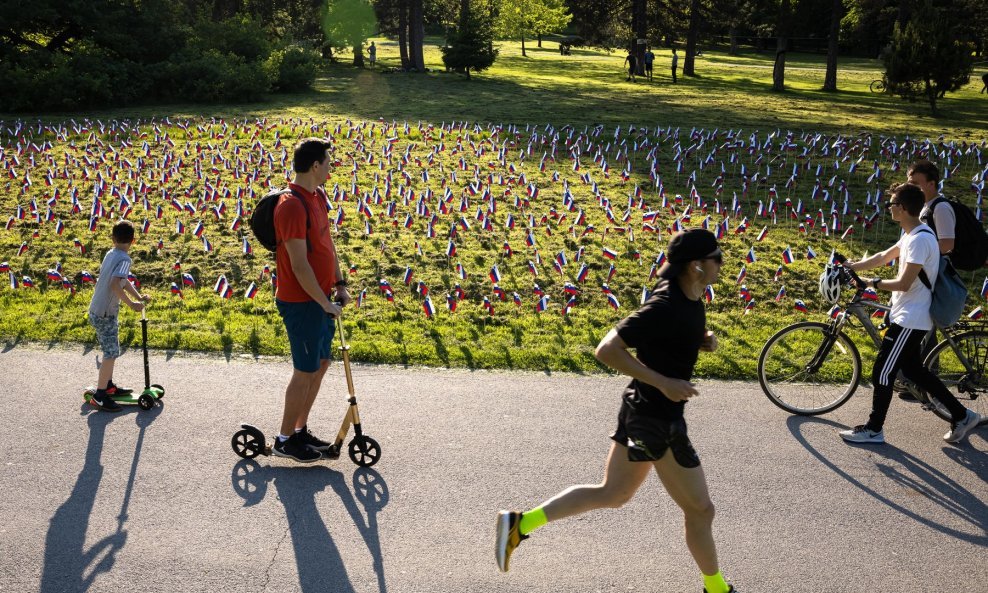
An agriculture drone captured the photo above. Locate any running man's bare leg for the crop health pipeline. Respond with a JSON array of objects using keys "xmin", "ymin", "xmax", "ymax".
[
  {"xmin": 541, "ymin": 442, "xmax": 651, "ymax": 522},
  {"xmin": 652, "ymin": 451, "xmax": 719, "ymax": 575}
]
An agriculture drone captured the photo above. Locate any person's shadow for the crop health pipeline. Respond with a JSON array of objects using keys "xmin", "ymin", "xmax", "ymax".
[
  {"xmin": 39, "ymin": 402, "xmax": 163, "ymax": 592},
  {"xmin": 787, "ymin": 415, "xmax": 988, "ymax": 545},
  {"xmin": 232, "ymin": 460, "xmax": 389, "ymax": 593}
]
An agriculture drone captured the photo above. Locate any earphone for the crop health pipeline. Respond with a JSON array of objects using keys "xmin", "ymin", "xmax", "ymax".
[{"xmin": 694, "ymin": 266, "xmax": 702, "ymax": 272}]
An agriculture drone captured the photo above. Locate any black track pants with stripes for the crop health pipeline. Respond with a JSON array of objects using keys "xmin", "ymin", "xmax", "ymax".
[{"xmin": 866, "ymin": 323, "xmax": 968, "ymax": 432}]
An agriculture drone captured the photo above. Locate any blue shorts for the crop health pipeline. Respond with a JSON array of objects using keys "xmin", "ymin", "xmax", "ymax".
[
  {"xmin": 276, "ymin": 299, "xmax": 335, "ymax": 373},
  {"xmin": 88, "ymin": 313, "xmax": 121, "ymax": 359}
]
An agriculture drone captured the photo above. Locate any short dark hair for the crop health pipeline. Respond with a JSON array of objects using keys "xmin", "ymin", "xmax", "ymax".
[
  {"xmin": 907, "ymin": 159, "xmax": 939, "ymax": 184},
  {"xmin": 293, "ymin": 138, "xmax": 333, "ymax": 174},
  {"xmin": 111, "ymin": 220, "xmax": 135, "ymax": 244},
  {"xmin": 890, "ymin": 183, "xmax": 926, "ymax": 216}
]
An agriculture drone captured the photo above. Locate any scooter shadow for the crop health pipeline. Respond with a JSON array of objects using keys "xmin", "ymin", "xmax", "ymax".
[
  {"xmin": 786, "ymin": 414, "xmax": 988, "ymax": 545},
  {"xmin": 231, "ymin": 460, "xmax": 389, "ymax": 593}
]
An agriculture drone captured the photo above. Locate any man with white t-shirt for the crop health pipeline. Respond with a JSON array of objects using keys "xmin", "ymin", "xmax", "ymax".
[{"xmin": 841, "ymin": 183, "xmax": 981, "ymax": 444}]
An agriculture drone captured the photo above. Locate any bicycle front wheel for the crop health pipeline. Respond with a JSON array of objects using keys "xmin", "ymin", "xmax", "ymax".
[
  {"xmin": 924, "ymin": 330, "xmax": 988, "ymax": 421},
  {"xmin": 869, "ymin": 79, "xmax": 885, "ymax": 93},
  {"xmin": 758, "ymin": 322, "xmax": 862, "ymax": 415}
]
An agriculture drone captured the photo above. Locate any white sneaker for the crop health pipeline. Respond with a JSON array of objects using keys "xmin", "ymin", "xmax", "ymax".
[
  {"xmin": 944, "ymin": 410, "xmax": 982, "ymax": 443},
  {"xmin": 839, "ymin": 425, "xmax": 885, "ymax": 444}
]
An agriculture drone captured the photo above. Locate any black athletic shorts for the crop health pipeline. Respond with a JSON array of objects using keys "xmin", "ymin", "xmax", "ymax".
[{"xmin": 610, "ymin": 400, "xmax": 700, "ymax": 468}]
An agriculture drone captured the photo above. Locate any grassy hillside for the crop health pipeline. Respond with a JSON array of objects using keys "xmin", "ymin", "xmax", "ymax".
[{"xmin": 1, "ymin": 41, "xmax": 986, "ymax": 377}]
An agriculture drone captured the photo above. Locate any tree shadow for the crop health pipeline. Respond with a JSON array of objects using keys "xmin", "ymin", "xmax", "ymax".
[
  {"xmin": 231, "ymin": 460, "xmax": 389, "ymax": 593},
  {"xmin": 786, "ymin": 415, "xmax": 988, "ymax": 545},
  {"xmin": 39, "ymin": 402, "xmax": 163, "ymax": 592}
]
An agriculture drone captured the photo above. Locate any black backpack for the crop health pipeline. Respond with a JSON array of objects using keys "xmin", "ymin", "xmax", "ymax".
[
  {"xmin": 248, "ymin": 188, "xmax": 310, "ymax": 253},
  {"xmin": 922, "ymin": 196, "xmax": 988, "ymax": 271}
]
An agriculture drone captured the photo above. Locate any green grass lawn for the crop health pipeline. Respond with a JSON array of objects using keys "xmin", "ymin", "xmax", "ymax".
[{"xmin": 1, "ymin": 40, "xmax": 986, "ymax": 378}]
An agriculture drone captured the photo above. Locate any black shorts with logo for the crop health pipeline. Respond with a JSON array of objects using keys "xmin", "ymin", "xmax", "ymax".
[{"xmin": 609, "ymin": 400, "xmax": 700, "ymax": 468}]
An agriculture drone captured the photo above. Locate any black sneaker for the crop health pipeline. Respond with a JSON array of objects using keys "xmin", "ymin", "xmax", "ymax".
[
  {"xmin": 90, "ymin": 391, "xmax": 122, "ymax": 413},
  {"xmin": 703, "ymin": 587, "xmax": 736, "ymax": 593},
  {"xmin": 272, "ymin": 433, "xmax": 321, "ymax": 463},
  {"xmin": 296, "ymin": 425, "xmax": 333, "ymax": 452},
  {"xmin": 106, "ymin": 381, "xmax": 133, "ymax": 397}
]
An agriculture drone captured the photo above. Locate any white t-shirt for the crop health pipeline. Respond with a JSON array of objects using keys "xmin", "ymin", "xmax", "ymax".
[
  {"xmin": 919, "ymin": 196, "xmax": 955, "ymax": 240},
  {"xmin": 890, "ymin": 224, "xmax": 939, "ymax": 330}
]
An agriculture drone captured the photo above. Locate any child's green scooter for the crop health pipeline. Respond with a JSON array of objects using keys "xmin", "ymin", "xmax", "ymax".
[{"xmin": 84, "ymin": 308, "xmax": 165, "ymax": 411}]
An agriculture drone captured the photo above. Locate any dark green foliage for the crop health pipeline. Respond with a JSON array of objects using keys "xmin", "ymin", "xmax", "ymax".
[
  {"xmin": 882, "ymin": 1, "xmax": 975, "ymax": 115},
  {"xmin": 441, "ymin": 10, "xmax": 497, "ymax": 78},
  {"xmin": 267, "ymin": 46, "xmax": 322, "ymax": 91}
]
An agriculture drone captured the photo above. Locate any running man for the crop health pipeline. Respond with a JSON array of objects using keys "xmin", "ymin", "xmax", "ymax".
[
  {"xmin": 840, "ymin": 183, "xmax": 981, "ymax": 444},
  {"xmin": 496, "ymin": 228, "xmax": 736, "ymax": 593}
]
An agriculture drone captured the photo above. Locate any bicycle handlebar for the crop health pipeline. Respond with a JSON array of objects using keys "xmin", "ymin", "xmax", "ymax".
[{"xmin": 832, "ymin": 251, "xmax": 868, "ymax": 291}]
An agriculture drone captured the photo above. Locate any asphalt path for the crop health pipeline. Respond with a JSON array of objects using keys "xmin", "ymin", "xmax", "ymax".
[{"xmin": 1, "ymin": 343, "xmax": 986, "ymax": 593}]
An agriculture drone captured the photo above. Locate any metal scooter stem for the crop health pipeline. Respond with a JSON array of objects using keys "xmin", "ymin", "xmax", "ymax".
[
  {"xmin": 335, "ymin": 311, "xmax": 355, "ymax": 397},
  {"xmin": 141, "ymin": 307, "xmax": 150, "ymax": 390}
]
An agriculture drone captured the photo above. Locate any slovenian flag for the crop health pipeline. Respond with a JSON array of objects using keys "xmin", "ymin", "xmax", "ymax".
[
  {"xmin": 403, "ymin": 267, "xmax": 414, "ymax": 285},
  {"xmin": 606, "ymin": 293, "xmax": 620, "ymax": 310},
  {"xmin": 981, "ymin": 277, "xmax": 988, "ymax": 299},
  {"xmin": 794, "ymin": 299, "xmax": 809, "ymax": 312},
  {"xmin": 576, "ymin": 263, "xmax": 589, "ymax": 283},
  {"xmin": 806, "ymin": 246, "xmax": 817, "ymax": 260},
  {"xmin": 535, "ymin": 296, "xmax": 550, "ymax": 312},
  {"xmin": 746, "ymin": 248, "xmax": 756, "ymax": 263},
  {"xmin": 969, "ymin": 307, "xmax": 983, "ymax": 320},
  {"xmin": 81, "ymin": 271, "xmax": 96, "ymax": 283},
  {"xmin": 242, "ymin": 237, "xmax": 252, "ymax": 255},
  {"xmin": 602, "ymin": 247, "xmax": 617, "ymax": 260},
  {"xmin": 182, "ymin": 273, "xmax": 196, "ymax": 287},
  {"xmin": 245, "ymin": 282, "xmax": 258, "ymax": 299},
  {"xmin": 775, "ymin": 286, "xmax": 786, "ymax": 302},
  {"xmin": 782, "ymin": 247, "xmax": 794, "ymax": 264},
  {"xmin": 170, "ymin": 282, "xmax": 183, "ymax": 298},
  {"xmin": 704, "ymin": 285, "xmax": 715, "ymax": 303},
  {"xmin": 736, "ymin": 266, "xmax": 747, "ymax": 284},
  {"xmin": 0, "ymin": 262, "xmax": 8, "ymax": 273},
  {"xmin": 423, "ymin": 297, "xmax": 435, "ymax": 319},
  {"xmin": 489, "ymin": 264, "xmax": 501, "ymax": 284},
  {"xmin": 756, "ymin": 227, "xmax": 768, "ymax": 242}
]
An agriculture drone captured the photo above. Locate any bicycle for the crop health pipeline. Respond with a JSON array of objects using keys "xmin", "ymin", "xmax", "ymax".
[
  {"xmin": 757, "ymin": 256, "xmax": 988, "ymax": 421},
  {"xmin": 869, "ymin": 78, "xmax": 886, "ymax": 93}
]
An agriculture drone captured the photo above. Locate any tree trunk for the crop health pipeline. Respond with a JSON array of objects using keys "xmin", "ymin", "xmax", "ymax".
[
  {"xmin": 521, "ymin": 34, "xmax": 526, "ymax": 57},
  {"xmin": 823, "ymin": 0, "xmax": 842, "ymax": 91},
  {"xmin": 538, "ymin": 34, "xmax": 542, "ymax": 48},
  {"xmin": 925, "ymin": 78, "xmax": 938, "ymax": 115},
  {"xmin": 460, "ymin": 0, "xmax": 470, "ymax": 29},
  {"xmin": 410, "ymin": 0, "xmax": 425, "ymax": 70},
  {"xmin": 353, "ymin": 44, "xmax": 365, "ymax": 68},
  {"xmin": 632, "ymin": 0, "xmax": 646, "ymax": 74},
  {"xmin": 399, "ymin": 0, "xmax": 410, "ymax": 69},
  {"xmin": 772, "ymin": 0, "xmax": 791, "ymax": 91},
  {"xmin": 729, "ymin": 27, "xmax": 738, "ymax": 56},
  {"xmin": 684, "ymin": 0, "xmax": 700, "ymax": 76}
]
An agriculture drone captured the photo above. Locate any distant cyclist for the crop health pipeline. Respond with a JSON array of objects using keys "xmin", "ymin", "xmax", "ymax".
[
  {"xmin": 839, "ymin": 183, "xmax": 981, "ymax": 444},
  {"xmin": 496, "ymin": 228, "xmax": 736, "ymax": 593}
]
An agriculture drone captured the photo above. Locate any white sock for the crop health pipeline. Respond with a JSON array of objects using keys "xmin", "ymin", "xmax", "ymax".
[{"xmin": 277, "ymin": 434, "xmax": 291, "ymax": 442}]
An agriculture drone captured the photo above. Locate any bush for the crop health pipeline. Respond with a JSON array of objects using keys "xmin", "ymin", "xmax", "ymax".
[
  {"xmin": 158, "ymin": 49, "xmax": 272, "ymax": 103},
  {"xmin": 266, "ymin": 46, "xmax": 321, "ymax": 92}
]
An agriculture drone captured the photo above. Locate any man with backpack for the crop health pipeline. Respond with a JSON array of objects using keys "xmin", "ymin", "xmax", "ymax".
[
  {"xmin": 839, "ymin": 183, "xmax": 981, "ymax": 445},
  {"xmin": 910, "ymin": 158, "xmax": 988, "ymax": 270},
  {"xmin": 270, "ymin": 138, "xmax": 351, "ymax": 463}
]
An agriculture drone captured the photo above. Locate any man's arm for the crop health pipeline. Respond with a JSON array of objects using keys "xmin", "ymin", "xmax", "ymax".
[
  {"xmin": 284, "ymin": 238, "xmax": 340, "ymax": 317},
  {"xmin": 594, "ymin": 328, "xmax": 698, "ymax": 402},
  {"xmin": 874, "ymin": 261, "xmax": 924, "ymax": 292},
  {"xmin": 328, "ymin": 239, "xmax": 352, "ymax": 307},
  {"xmin": 846, "ymin": 244, "xmax": 899, "ymax": 273}
]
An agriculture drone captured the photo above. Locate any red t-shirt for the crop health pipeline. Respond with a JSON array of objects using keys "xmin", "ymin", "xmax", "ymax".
[{"xmin": 273, "ymin": 183, "xmax": 338, "ymax": 302}]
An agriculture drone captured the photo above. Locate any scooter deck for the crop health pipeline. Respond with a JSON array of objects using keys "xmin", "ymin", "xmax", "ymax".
[{"xmin": 83, "ymin": 385, "xmax": 164, "ymax": 406}]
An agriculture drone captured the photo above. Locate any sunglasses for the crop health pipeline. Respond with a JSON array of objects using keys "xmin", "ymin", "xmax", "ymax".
[{"xmin": 884, "ymin": 201, "xmax": 901, "ymax": 209}]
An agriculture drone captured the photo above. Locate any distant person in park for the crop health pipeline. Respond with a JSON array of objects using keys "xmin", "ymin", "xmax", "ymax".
[
  {"xmin": 87, "ymin": 220, "xmax": 151, "ymax": 413},
  {"xmin": 368, "ymin": 41, "xmax": 377, "ymax": 68},
  {"xmin": 981, "ymin": 72, "xmax": 987, "ymax": 93},
  {"xmin": 644, "ymin": 46, "xmax": 655, "ymax": 82},
  {"xmin": 272, "ymin": 138, "xmax": 352, "ymax": 463},
  {"xmin": 671, "ymin": 48, "xmax": 679, "ymax": 83},
  {"xmin": 496, "ymin": 229, "xmax": 737, "ymax": 593},
  {"xmin": 839, "ymin": 183, "xmax": 981, "ymax": 445},
  {"xmin": 625, "ymin": 50, "xmax": 638, "ymax": 82}
]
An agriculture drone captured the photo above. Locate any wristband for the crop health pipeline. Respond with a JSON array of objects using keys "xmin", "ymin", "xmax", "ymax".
[{"xmin": 871, "ymin": 278, "xmax": 881, "ymax": 289}]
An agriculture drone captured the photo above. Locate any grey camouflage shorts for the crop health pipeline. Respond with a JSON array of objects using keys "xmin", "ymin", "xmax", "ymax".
[{"xmin": 88, "ymin": 313, "xmax": 120, "ymax": 359}]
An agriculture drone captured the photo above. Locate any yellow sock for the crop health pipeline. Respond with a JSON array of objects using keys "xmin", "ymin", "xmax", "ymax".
[
  {"xmin": 702, "ymin": 571, "xmax": 730, "ymax": 593},
  {"xmin": 518, "ymin": 507, "xmax": 547, "ymax": 535}
]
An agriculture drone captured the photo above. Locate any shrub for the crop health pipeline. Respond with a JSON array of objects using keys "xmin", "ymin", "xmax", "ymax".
[
  {"xmin": 266, "ymin": 46, "xmax": 321, "ymax": 92},
  {"xmin": 158, "ymin": 49, "xmax": 272, "ymax": 103}
]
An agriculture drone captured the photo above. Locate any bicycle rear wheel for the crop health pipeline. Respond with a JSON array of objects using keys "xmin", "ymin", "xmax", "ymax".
[
  {"xmin": 758, "ymin": 322, "xmax": 862, "ymax": 415},
  {"xmin": 923, "ymin": 330, "xmax": 988, "ymax": 422},
  {"xmin": 870, "ymin": 79, "xmax": 885, "ymax": 93}
]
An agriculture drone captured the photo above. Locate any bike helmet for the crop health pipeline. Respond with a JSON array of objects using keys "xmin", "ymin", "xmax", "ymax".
[{"xmin": 818, "ymin": 264, "xmax": 843, "ymax": 304}]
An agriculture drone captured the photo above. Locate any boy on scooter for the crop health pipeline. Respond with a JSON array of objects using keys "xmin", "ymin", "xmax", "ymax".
[{"xmin": 87, "ymin": 220, "xmax": 151, "ymax": 412}]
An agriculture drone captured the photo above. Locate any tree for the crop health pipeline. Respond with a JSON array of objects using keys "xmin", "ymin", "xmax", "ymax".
[
  {"xmin": 441, "ymin": 0, "xmax": 498, "ymax": 78},
  {"xmin": 822, "ymin": 0, "xmax": 843, "ymax": 91},
  {"xmin": 883, "ymin": 1, "xmax": 975, "ymax": 115},
  {"xmin": 323, "ymin": 0, "xmax": 377, "ymax": 67},
  {"xmin": 772, "ymin": 0, "xmax": 792, "ymax": 91},
  {"xmin": 496, "ymin": 0, "xmax": 570, "ymax": 57},
  {"xmin": 682, "ymin": 0, "xmax": 701, "ymax": 76}
]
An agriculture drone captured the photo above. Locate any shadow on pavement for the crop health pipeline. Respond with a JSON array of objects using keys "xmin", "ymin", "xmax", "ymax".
[
  {"xmin": 39, "ymin": 402, "xmax": 163, "ymax": 592},
  {"xmin": 231, "ymin": 460, "xmax": 389, "ymax": 593},
  {"xmin": 786, "ymin": 415, "xmax": 988, "ymax": 545}
]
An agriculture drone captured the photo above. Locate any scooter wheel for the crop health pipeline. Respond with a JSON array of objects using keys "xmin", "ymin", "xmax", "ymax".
[
  {"xmin": 138, "ymin": 394, "xmax": 155, "ymax": 410},
  {"xmin": 232, "ymin": 427, "xmax": 265, "ymax": 459},
  {"xmin": 151, "ymin": 384, "xmax": 165, "ymax": 398},
  {"xmin": 348, "ymin": 436, "xmax": 381, "ymax": 467}
]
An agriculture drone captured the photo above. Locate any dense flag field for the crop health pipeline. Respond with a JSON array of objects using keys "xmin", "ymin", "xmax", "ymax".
[{"xmin": 1, "ymin": 117, "xmax": 986, "ymax": 372}]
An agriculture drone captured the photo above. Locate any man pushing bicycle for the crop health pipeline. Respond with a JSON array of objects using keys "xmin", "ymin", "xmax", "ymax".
[{"xmin": 838, "ymin": 183, "xmax": 981, "ymax": 444}]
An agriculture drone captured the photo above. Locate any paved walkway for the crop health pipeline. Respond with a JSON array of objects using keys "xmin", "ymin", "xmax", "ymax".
[{"xmin": 1, "ymin": 344, "xmax": 986, "ymax": 592}]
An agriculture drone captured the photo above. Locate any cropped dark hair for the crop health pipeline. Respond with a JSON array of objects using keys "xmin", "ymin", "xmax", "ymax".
[
  {"xmin": 907, "ymin": 159, "xmax": 939, "ymax": 184},
  {"xmin": 890, "ymin": 183, "xmax": 926, "ymax": 217},
  {"xmin": 293, "ymin": 138, "xmax": 333, "ymax": 173},
  {"xmin": 111, "ymin": 220, "xmax": 135, "ymax": 244}
]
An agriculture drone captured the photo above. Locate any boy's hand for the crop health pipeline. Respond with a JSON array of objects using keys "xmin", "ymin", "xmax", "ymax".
[
  {"xmin": 129, "ymin": 301, "xmax": 146, "ymax": 312},
  {"xmin": 140, "ymin": 294, "xmax": 152, "ymax": 303},
  {"xmin": 700, "ymin": 330, "xmax": 718, "ymax": 352}
]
